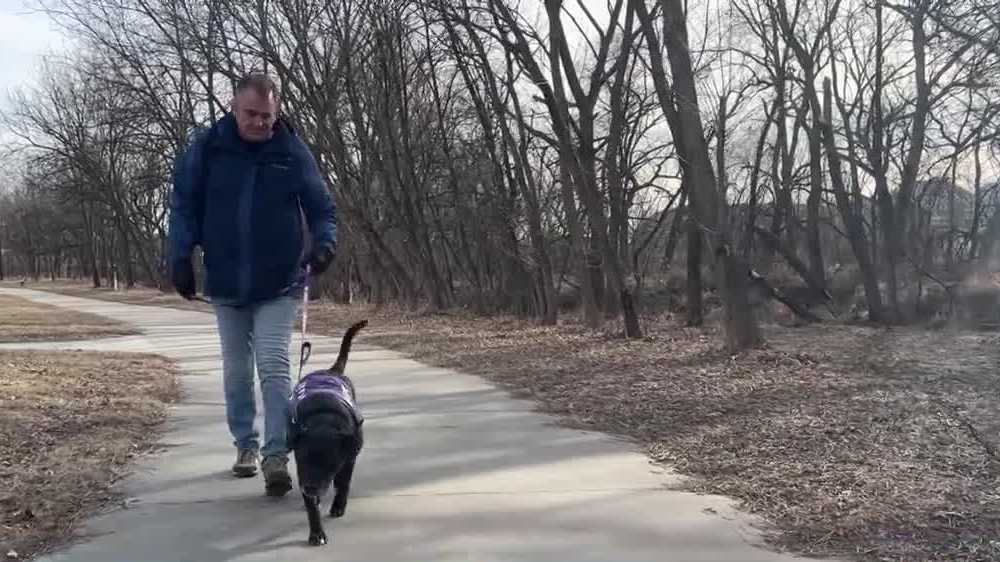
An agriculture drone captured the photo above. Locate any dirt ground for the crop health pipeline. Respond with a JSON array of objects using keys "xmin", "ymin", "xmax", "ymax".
[
  {"xmin": 0, "ymin": 350, "xmax": 181, "ymax": 560},
  {"xmin": 12, "ymin": 279, "xmax": 1000, "ymax": 561},
  {"xmin": 0, "ymin": 293, "xmax": 138, "ymax": 342}
]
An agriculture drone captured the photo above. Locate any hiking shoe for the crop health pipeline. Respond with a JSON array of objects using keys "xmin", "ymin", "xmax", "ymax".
[
  {"xmin": 232, "ymin": 448, "xmax": 258, "ymax": 478},
  {"xmin": 262, "ymin": 455, "xmax": 292, "ymax": 497}
]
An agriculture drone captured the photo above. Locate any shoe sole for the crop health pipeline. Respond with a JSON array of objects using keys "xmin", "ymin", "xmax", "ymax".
[
  {"xmin": 264, "ymin": 471, "xmax": 292, "ymax": 496},
  {"xmin": 233, "ymin": 466, "xmax": 257, "ymax": 478}
]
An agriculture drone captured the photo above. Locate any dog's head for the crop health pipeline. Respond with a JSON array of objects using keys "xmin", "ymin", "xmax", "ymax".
[{"xmin": 294, "ymin": 408, "xmax": 361, "ymax": 493}]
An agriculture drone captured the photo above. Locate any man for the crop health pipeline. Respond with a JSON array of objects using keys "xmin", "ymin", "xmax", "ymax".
[{"xmin": 167, "ymin": 73, "xmax": 336, "ymax": 497}]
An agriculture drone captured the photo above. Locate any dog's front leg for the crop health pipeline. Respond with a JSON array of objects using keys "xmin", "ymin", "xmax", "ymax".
[
  {"xmin": 303, "ymin": 493, "xmax": 327, "ymax": 546},
  {"xmin": 330, "ymin": 457, "xmax": 357, "ymax": 518}
]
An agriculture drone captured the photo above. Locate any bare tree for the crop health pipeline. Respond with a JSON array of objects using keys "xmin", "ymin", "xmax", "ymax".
[
  {"xmin": 632, "ymin": 0, "xmax": 761, "ymax": 349},
  {"xmin": 3, "ymin": 0, "xmax": 996, "ymax": 335}
]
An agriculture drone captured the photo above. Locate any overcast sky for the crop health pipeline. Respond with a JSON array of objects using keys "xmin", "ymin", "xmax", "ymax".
[
  {"xmin": 0, "ymin": 0, "xmax": 68, "ymax": 103},
  {"xmin": 0, "ymin": 0, "xmax": 70, "ymax": 148}
]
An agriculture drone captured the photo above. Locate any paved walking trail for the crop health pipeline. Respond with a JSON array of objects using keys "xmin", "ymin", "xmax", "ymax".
[{"xmin": 0, "ymin": 288, "xmax": 826, "ymax": 562}]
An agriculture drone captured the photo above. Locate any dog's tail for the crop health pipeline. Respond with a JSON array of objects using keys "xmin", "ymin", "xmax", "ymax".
[{"xmin": 330, "ymin": 320, "xmax": 368, "ymax": 373}]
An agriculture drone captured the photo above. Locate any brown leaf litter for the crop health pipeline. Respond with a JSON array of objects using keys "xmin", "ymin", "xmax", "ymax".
[{"xmin": 309, "ymin": 305, "xmax": 1000, "ymax": 562}]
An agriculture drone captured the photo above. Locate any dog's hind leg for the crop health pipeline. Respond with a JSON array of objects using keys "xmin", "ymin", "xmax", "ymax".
[
  {"xmin": 303, "ymin": 493, "xmax": 327, "ymax": 546},
  {"xmin": 330, "ymin": 457, "xmax": 356, "ymax": 518}
]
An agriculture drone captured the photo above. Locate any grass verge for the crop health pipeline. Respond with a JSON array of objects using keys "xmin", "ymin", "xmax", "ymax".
[
  {"xmin": 0, "ymin": 293, "xmax": 138, "ymax": 343},
  {"xmin": 0, "ymin": 350, "xmax": 181, "ymax": 559}
]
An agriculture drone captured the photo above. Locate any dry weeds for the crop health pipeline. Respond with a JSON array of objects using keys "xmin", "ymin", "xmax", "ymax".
[
  {"xmin": 0, "ymin": 294, "xmax": 138, "ymax": 342},
  {"xmin": 0, "ymin": 350, "xmax": 181, "ymax": 560}
]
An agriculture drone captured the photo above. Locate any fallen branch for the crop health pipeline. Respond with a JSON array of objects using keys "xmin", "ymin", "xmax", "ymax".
[
  {"xmin": 748, "ymin": 269, "xmax": 823, "ymax": 323},
  {"xmin": 941, "ymin": 402, "xmax": 1000, "ymax": 466},
  {"xmin": 753, "ymin": 226, "xmax": 830, "ymax": 297}
]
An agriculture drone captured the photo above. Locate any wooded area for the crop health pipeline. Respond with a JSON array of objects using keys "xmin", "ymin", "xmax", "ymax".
[{"xmin": 1, "ymin": 0, "xmax": 999, "ymax": 349}]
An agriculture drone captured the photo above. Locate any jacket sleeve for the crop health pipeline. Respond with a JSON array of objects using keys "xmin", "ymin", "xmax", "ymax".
[
  {"xmin": 167, "ymin": 130, "xmax": 208, "ymax": 262},
  {"xmin": 297, "ymin": 141, "xmax": 337, "ymax": 251}
]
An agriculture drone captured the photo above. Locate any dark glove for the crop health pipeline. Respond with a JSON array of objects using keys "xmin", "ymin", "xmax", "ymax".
[
  {"xmin": 171, "ymin": 258, "xmax": 196, "ymax": 300},
  {"xmin": 307, "ymin": 243, "xmax": 335, "ymax": 275}
]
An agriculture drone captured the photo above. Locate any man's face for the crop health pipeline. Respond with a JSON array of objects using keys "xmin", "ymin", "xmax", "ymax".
[{"xmin": 233, "ymin": 89, "xmax": 279, "ymax": 143}]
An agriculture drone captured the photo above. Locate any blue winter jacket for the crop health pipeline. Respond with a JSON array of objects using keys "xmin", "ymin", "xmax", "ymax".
[{"xmin": 167, "ymin": 113, "xmax": 336, "ymax": 305}]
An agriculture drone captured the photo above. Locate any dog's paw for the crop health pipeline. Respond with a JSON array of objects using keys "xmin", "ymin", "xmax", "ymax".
[
  {"xmin": 330, "ymin": 503, "xmax": 346, "ymax": 518},
  {"xmin": 308, "ymin": 531, "xmax": 328, "ymax": 546}
]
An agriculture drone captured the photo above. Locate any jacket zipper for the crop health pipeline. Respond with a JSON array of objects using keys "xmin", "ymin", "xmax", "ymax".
[{"xmin": 238, "ymin": 156, "xmax": 257, "ymax": 303}]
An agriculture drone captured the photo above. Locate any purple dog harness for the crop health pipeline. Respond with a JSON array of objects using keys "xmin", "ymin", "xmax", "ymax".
[{"xmin": 290, "ymin": 371, "xmax": 362, "ymax": 425}]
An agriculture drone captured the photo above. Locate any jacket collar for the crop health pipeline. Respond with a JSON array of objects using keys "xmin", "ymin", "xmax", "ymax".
[{"xmin": 208, "ymin": 112, "xmax": 297, "ymax": 156}]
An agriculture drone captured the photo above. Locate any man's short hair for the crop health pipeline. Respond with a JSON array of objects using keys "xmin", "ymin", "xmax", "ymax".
[{"xmin": 235, "ymin": 72, "xmax": 280, "ymax": 100}]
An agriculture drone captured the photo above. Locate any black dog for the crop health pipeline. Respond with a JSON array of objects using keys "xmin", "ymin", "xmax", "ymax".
[{"xmin": 287, "ymin": 320, "xmax": 367, "ymax": 546}]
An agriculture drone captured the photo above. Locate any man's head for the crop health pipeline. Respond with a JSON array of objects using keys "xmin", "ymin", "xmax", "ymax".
[{"xmin": 232, "ymin": 73, "xmax": 280, "ymax": 143}]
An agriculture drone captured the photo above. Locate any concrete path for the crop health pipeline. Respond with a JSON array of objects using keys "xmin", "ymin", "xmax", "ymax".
[{"xmin": 0, "ymin": 288, "xmax": 821, "ymax": 562}]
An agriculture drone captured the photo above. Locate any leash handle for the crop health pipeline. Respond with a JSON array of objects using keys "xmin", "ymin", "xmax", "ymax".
[{"xmin": 297, "ymin": 264, "xmax": 312, "ymax": 380}]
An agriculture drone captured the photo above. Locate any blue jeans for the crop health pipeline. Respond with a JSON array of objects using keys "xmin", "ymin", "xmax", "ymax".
[{"xmin": 214, "ymin": 296, "xmax": 298, "ymax": 459}]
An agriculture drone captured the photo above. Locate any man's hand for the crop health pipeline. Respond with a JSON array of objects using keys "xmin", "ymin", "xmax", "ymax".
[
  {"xmin": 171, "ymin": 258, "xmax": 196, "ymax": 300},
  {"xmin": 307, "ymin": 243, "xmax": 335, "ymax": 275}
]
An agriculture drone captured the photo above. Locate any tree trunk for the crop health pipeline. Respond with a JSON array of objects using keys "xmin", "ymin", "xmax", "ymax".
[
  {"xmin": 716, "ymin": 93, "xmax": 730, "ymax": 234},
  {"xmin": 605, "ymin": 1, "xmax": 637, "ymax": 323},
  {"xmin": 948, "ymin": 158, "xmax": 957, "ymax": 270},
  {"xmin": 822, "ymin": 78, "xmax": 884, "ymax": 322},
  {"xmin": 744, "ymin": 100, "xmax": 776, "ymax": 257},
  {"xmin": 686, "ymin": 213, "xmax": 703, "ymax": 326},
  {"xmin": 770, "ymin": 84, "xmax": 800, "ymax": 264},
  {"xmin": 633, "ymin": 0, "xmax": 760, "ymax": 348},
  {"xmin": 663, "ymin": 193, "xmax": 687, "ymax": 271},
  {"xmin": 873, "ymin": 0, "xmax": 901, "ymax": 321},
  {"xmin": 804, "ymin": 69, "xmax": 827, "ymax": 289},
  {"xmin": 970, "ymin": 138, "xmax": 984, "ymax": 259},
  {"xmin": 560, "ymin": 158, "xmax": 601, "ymax": 328}
]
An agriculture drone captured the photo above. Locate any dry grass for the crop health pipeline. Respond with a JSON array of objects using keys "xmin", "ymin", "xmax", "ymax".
[
  {"xmin": 0, "ymin": 281, "xmax": 209, "ymax": 314},
  {"xmin": 0, "ymin": 294, "xmax": 138, "ymax": 342},
  {"xmin": 12, "ymin": 280, "xmax": 1000, "ymax": 560},
  {"xmin": 0, "ymin": 350, "xmax": 181, "ymax": 560}
]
